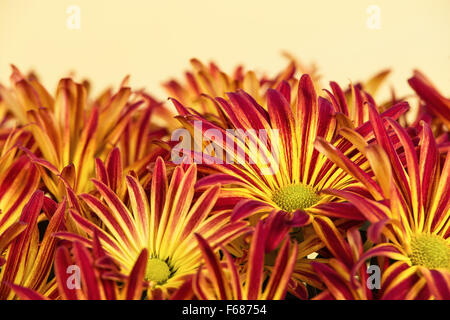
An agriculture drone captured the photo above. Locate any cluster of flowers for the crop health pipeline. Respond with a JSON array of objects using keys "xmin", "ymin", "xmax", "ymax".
[{"xmin": 0, "ymin": 58, "xmax": 448, "ymax": 300}]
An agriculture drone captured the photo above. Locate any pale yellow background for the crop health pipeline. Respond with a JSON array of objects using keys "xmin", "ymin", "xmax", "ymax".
[{"xmin": 1, "ymin": 0, "xmax": 449, "ymax": 100}]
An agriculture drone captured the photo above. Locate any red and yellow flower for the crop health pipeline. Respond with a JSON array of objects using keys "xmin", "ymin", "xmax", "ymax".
[
  {"xmin": 0, "ymin": 55, "xmax": 448, "ymax": 302},
  {"xmin": 8, "ymin": 232, "xmax": 169, "ymax": 300},
  {"xmin": 0, "ymin": 67, "xmax": 166, "ymax": 200},
  {"xmin": 163, "ymin": 57, "xmax": 317, "ymax": 121},
  {"xmin": 316, "ymin": 103, "xmax": 450, "ymax": 299},
  {"xmin": 58, "ymin": 156, "xmax": 250, "ymax": 298},
  {"xmin": 0, "ymin": 191, "xmax": 65, "ymax": 299},
  {"xmin": 176, "ymin": 74, "xmax": 408, "ymax": 224}
]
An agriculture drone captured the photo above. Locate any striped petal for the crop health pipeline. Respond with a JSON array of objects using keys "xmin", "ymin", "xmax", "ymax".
[
  {"xmin": 419, "ymin": 267, "xmax": 450, "ymax": 300},
  {"xmin": 311, "ymin": 262, "xmax": 354, "ymax": 300},
  {"xmin": 312, "ymin": 216, "xmax": 354, "ymax": 268},
  {"xmin": 195, "ymin": 233, "xmax": 230, "ymax": 300},
  {"xmin": 124, "ymin": 249, "xmax": 147, "ymax": 300},
  {"xmin": 7, "ymin": 283, "xmax": 48, "ymax": 300}
]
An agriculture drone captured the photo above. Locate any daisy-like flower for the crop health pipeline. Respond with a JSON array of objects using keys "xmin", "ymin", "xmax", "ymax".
[
  {"xmin": 164, "ymin": 57, "xmax": 324, "ymax": 132},
  {"xmin": 0, "ymin": 191, "xmax": 65, "ymax": 299},
  {"xmin": 315, "ymin": 103, "xmax": 450, "ymax": 299},
  {"xmin": 175, "ymin": 74, "xmax": 409, "ymax": 224},
  {"xmin": 193, "ymin": 219, "xmax": 298, "ymax": 300},
  {"xmin": 311, "ymin": 219, "xmax": 438, "ymax": 300},
  {"xmin": 172, "ymin": 74, "xmax": 410, "ymax": 298},
  {"xmin": 0, "ymin": 66, "xmax": 155, "ymax": 200},
  {"xmin": 165, "ymin": 57, "xmax": 391, "ymax": 129},
  {"xmin": 8, "ymin": 231, "xmax": 166, "ymax": 300},
  {"xmin": 58, "ymin": 156, "xmax": 250, "ymax": 298},
  {"xmin": 164, "ymin": 57, "xmax": 314, "ymax": 113}
]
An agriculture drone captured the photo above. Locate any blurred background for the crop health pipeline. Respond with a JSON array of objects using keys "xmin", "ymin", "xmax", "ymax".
[{"xmin": 1, "ymin": 0, "xmax": 449, "ymax": 100}]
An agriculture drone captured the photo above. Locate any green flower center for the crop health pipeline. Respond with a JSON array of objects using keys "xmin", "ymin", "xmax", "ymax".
[
  {"xmin": 409, "ymin": 234, "xmax": 450, "ymax": 270},
  {"xmin": 145, "ymin": 258, "xmax": 171, "ymax": 284},
  {"xmin": 272, "ymin": 184, "xmax": 321, "ymax": 212}
]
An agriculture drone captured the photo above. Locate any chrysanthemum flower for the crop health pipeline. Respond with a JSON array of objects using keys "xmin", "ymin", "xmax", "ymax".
[
  {"xmin": 172, "ymin": 72, "xmax": 416, "ymax": 300},
  {"xmin": 0, "ymin": 67, "xmax": 164, "ymax": 200},
  {"xmin": 0, "ymin": 191, "xmax": 65, "ymax": 299},
  {"xmin": 316, "ymin": 103, "xmax": 450, "ymax": 299},
  {"xmin": 193, "ymin": 220, "xmax": 297, "ymax": 300},
  {"xmin": 165, "ymin": 57, "xmax": 391, "ymax": 129},
  {"xmin": 308, "ymin": 218, "xmax": 433, "ymax": 300},
  {"xmin": 176, "ymin": 74, "xmax": 408, "ymax": 223},
  {"xmin": 163, "ymin": 57, "xmax": 316, "ymax": 118},
  {"xmin": 58, "ymin": 157, "xmax": 250, "ymax": 298},
  {"xmin": 8, "ymin": 231, "xmax": 178, "ymax": 300}
]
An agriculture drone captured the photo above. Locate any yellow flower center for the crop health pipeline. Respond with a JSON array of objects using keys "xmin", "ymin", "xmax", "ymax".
[
  {"xmin": 272, "ymin": 184, "xmax": 320, "ymax": 212},
  {"xmin": 409, "ymin": 234, "xmax": 450, "ymax": 270},
  {"xmin": 145, "ymin": 258, "xmax": 171, "ymax": 284}
]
